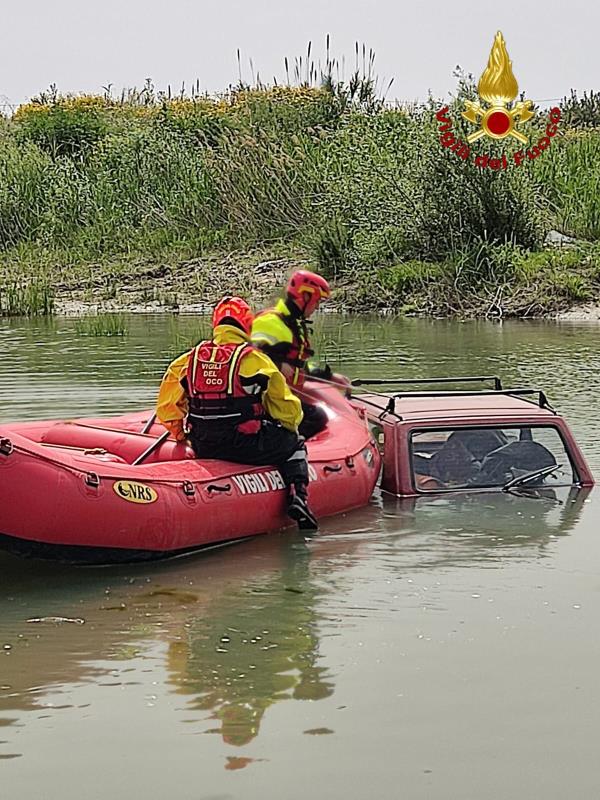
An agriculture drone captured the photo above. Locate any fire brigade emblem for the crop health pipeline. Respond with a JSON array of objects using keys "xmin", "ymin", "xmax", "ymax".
[{"xmin": 462, "ymin": 31, "xmax": 534, "ymax": 145}]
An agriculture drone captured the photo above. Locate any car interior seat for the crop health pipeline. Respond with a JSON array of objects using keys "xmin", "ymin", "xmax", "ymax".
[
  {"xmin": 469, "ymin": 440, "xmax": 557, "ymax": 487},
  {"xmin": 428, "ymin": 429, "xmax": 508, "ymax": 484}
]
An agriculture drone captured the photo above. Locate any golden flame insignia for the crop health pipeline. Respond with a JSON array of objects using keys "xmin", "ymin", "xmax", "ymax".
[
  {"xmin": 478, "ymin": 31, "xmax": 518, "ymax": 105},
  {"xmin": 462, "ymin": 31, "xmax": 534, "ymax": 144}
]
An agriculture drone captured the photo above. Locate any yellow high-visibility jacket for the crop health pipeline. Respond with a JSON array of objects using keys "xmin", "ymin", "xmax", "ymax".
[
  {"xmin": 251, "ymin": 298, "xmax": 313, "ymax": 387},
  {"xmin": 156, "ymin": 324, "xmax": 303, "ymax": 439}
]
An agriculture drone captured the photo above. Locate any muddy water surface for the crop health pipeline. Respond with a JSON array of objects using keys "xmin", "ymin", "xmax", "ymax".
[{"xmin": 1, "ymin": 315, "xmax": 599, "ymax": 800}]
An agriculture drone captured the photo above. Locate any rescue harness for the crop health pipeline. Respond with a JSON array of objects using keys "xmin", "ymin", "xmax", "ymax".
[{"xmin": 185, "ymin": 341, "xmax": 265, "ymax": 431}]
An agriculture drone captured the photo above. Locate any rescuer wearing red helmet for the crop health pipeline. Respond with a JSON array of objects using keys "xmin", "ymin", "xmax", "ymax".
[
  {"xmin": 156, "ymin": 296, "xmax": 317, "ymax": 530},
  {"xmin": 251, "ymin": 270, "xmax": 331, "ymax": 439}
]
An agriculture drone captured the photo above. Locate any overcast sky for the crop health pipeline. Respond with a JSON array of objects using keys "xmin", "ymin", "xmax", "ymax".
[{"xmin": 1, "ymin": 0, "xmax": 598, "ymax": 111}]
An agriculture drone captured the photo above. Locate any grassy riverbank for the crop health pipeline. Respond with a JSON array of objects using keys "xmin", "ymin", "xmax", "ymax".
[{"xmin": 1, "ymin": 64, "xmax": 599, "ymax": 317}]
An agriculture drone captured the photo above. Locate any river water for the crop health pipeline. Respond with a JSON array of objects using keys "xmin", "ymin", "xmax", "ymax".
[{"xmin": 1, "ymin": 315, "xmax": 599, "ymax": 799}]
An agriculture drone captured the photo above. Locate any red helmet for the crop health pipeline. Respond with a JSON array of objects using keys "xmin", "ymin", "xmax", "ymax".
[
  {"xmin": 286, "ymin": 270, "xmax": 331, "ymax": 316},
  {"xmin": 212, "ymin": 296, "xmax": 254, "ymax": 334}
]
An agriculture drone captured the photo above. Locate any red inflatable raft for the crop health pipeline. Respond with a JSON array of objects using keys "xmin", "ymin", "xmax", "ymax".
[{"xmin": 0, "ymin": 383, "xmax": 380, "ymax": 563}]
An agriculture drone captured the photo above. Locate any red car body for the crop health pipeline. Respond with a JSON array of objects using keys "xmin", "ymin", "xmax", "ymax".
[{"xmin": 353, "ymin": 385, "xmax": 594, "ymax": 496}]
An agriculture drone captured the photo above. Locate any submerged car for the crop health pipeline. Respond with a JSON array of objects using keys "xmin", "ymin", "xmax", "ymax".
[{"xmin": 351, "ymin": 376, "xmax": 594, "ymax": 496}]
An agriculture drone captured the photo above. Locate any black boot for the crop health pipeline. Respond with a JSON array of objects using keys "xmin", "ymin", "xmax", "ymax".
[{"xmin": 286, "ymin": 484, "xmax": 318, "ymax": 531}]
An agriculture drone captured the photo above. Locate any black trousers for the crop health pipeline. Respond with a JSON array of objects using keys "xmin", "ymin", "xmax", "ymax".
[
  {"xmin": 190, "ymin": 420, "xmax": 309, "ymax": 494},
  {"xmin": 299, "ymin": 402, "xmax": 328, "ymax": 440}
]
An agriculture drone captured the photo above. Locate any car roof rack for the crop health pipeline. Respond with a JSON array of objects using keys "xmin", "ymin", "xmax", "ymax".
[
  {"xmin": 351, "ymin": 375, "xmax": 503, "ymax": 390},
  {"xmin": 350, "ymin": 376, "xmax": 555, "ymax": 413},
  {"xmin": 391, "ymin": 389, "xmax": 554, "ymax": 412}
]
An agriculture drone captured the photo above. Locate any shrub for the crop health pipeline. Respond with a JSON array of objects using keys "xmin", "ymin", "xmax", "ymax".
[
  {"xmin": 560, "ymin": 90, "xmax": 600, "ymax": 129},
  {"xmin": 534, "ymin": 130, "xmax": 600, "ymax": 240},
  {"xmin": 0, "ymin": 140, "xmax": 54, "ymax": 247},
  {"xmin": 453, "ymin": 241, "xmax": 537, "ymax": 290},
  {"xmin": 304, "ymin": 217, "xmax": 350, "ymax": 278},
  {"xmin": 546, "ymin": 271, "xmax": 591, "ymax": 302},
  {"xmin": 15, "ymin": 95, "xmax": 108, "ymax": 157},
  {"xmin": 378, "ymin": 260, "xmax": 443, "ymax": 293}
]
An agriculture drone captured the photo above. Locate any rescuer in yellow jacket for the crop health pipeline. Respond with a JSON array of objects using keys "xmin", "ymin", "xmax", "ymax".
[
  {"xmin": 156, "ymin": 297, "xmax": 317, "ymax": 530},
  {"xmin": 251, "ymin": 270, "xmax": 331, "ymax": 439}
]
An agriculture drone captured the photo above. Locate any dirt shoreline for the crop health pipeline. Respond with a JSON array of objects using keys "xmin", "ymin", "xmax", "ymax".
[
  {"xmin": 54, "ymin": 299, "xmax": 600, "ymax": 321},
  {"xmin": 555, "ymin": 304, "xmax": 600, "ymax": 321},
  {"xmin": 51, "ymin": 256, "xmax": 301, "ymax": 317},
  {"xmin": 19, "ymin": 253, "xmax": 600, "ymax": 321}
]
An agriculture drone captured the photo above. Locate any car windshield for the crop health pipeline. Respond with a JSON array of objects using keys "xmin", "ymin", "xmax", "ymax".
[{"xmin": 411, "ymin": 426, "xmax": 576, "ymax": 492}]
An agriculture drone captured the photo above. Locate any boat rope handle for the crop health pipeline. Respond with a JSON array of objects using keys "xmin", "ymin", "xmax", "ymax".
[
  {"xmin": 206, "ymin": 483, "xmax": 232, "ymax": 493},
  {"xmin": 85, "ymin": 472, "xmax": 100, "ymax": 488},
  {"xmin": 0, "ymin": 438, "xmax": 14, "ymax": 456}
]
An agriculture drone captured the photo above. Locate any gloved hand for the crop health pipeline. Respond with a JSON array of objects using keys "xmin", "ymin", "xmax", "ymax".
[{"xmin": 307, "ymin": 363, "xmax": 333, "ymax": 381}]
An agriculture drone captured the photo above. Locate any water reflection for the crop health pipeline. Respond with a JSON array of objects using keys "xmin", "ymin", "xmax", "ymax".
[
  {"xmin": 1, "ymin": 487, "xmax": 590, "ymax": 751},
  {"xmin": 167, "ymin": 538, "xmax": 333, "ymax": 747},
  {"xmin": 371, "ymin": 487, "xmax": 591, "ymax": 569},
  {"xmin": 0, "ymin": 535, "xmax": 335, "ymax": 755}
]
